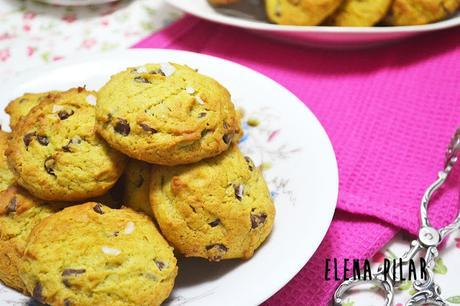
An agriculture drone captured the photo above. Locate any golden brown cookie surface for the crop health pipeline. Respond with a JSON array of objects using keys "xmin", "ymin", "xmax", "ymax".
[
  {"xmin": 21, "ymin": 203, "xmax": 177, "ymax": 306},
  {"xmin": 96, "ymin": 63, "xmax": 241, "ymax": 166},
  {"xmin": 150, "ymin": 145, "xmax": 275, "ymax": 261},
  {"xmin": 7, "ymin": 88, "xmax": 126, "ymax": 201},
  {"xmin": 5, "ymin": 91, "xmax": 61, "ymax": 129},
  {"xmin": 265, "ymin": 0, "xmax": 343, "ymax": 25},
  {"xmin": 0, "ymin": 185, "xmax": 58, "ymax": 292},
  {"xmin": 123, "ymin": 159, "xmax": 153, "ymax": 217},
  {"xmin": 385, "ymin": 0, "xmax": 460, "ymax": 25},
  {"xmin": 327, "ymin": 0, "xmax": 392, "ymax": 26},
  {"xmin": 0, "ymin": 131, "xmax": 16, "ymax": 192}
]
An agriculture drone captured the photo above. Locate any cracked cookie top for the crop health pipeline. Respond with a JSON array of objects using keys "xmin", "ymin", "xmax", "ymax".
[
  {"xmin": 21, "ymin": 203, "xmax": 177, "ymax": 306},
  {"xmin": 5, "ymin": 91, "xmax": 62, "ymax": 129},
  {"xmin": 6, "ymin": 88, "xmax": 126, "ymax": 201},
  {"xmin": 95, "ymin": 63, "xmax": 242, "ymax": 166},
  {"xmin": 150, "ymin": 145, "xmax": 275, "ymax": 261}
]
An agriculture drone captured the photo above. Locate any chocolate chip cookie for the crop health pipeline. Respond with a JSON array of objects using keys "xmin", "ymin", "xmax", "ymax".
[
  {"xmin": 6, "ymin": 88, "xmax": 126, "ymax": 201},
  {"xmin": 5, "ymin": 91, "xmax": 61, "ymax": 130},
  {"xmin": 123, "ymin": 159, "xmax": 153, "ymax": 217},
  {"xmin": 327, "ymin": 0, "xmax": 392, "ymax": 26},
  {"xmin": 385, "ymin": 0, "xmax": 460, "ymax": 25},
  {"xmin": 0, "ymin": 131, "xmax": 16, "ymax": 192},
  {"xmin": 21, "ymin": 202, "xmax": 177, "ymax": 306},
  {"xmin": 0, "ymin": 185, "xmax": 59, "ymax": 292},
  {"xmin": 96, "ymin": 63, "xmax": 241, "ymax": 166},
  {"xmin": 150, "ymin": 145, "xmax": 275, "ymax": 261},
  {"xmin": 265, "ymin": 0, "xmax": 343, "ymax": 25}
]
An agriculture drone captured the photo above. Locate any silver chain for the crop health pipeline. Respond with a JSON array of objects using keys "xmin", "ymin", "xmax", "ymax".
[{"xmin": 334, "ymin": 127, "xmax": 460, "ymax": 306}]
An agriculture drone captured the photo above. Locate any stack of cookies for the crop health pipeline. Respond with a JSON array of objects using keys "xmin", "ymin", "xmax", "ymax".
[
  {"xmin": 0, "ymin": 63, "xmax": 275, "ymax": 305},
  {"xmin": 210, "ymin": 0, "xmax": 460, "ymax": 27}
]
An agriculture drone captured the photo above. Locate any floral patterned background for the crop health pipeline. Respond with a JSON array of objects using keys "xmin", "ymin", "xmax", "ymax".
[{"xmin": 0, "ymin": 0, "xmax": 458, "ymax": 305}]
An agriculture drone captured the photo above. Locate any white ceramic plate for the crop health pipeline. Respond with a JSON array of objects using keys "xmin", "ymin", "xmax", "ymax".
[
  {"xmin": 0, "ymin": 49, "xmax": 338, "ymax": 306},
  {"xmin": 166, "ymin": 0, "xmax": 460, "ymax": 48}
]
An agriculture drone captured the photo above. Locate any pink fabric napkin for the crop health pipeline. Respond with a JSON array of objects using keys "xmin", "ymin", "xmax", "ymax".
[{"xmin": 133, "ymin": 16, "xmax": 460, "ymax": 305}]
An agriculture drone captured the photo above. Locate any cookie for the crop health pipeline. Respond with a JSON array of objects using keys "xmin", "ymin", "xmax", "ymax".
[
  {"xmin": 385, "ymin": 0, "xmax": 460, "ymax": 25},
  {"xmin": 0, "ymin": 131, "xmax": 16, "ymax": 191},
  {"xmin": 96, "ymin": 63, "xmax": 242, "ymax": 166},
  {"xmin": 150, "ymin": 145, "xmax": 275, "ymax": 261},
  {"xmin": 0, "ymin": 185, "xmax": 59, "ymax": 292},
  {"xmin": 21, "ymin": 202, "xmax": 177, "ymax": 306},
  {"xmin": 265, "ymin": 0, "xmax": 343, "ymax": 25},
  {"xmin": 327, "ymin": 0, "xmax": 392, "ymax": 26},
  {"xmin": 5, "ymin": 91, "xmax": 60, "ymax": 129},
  {"xmin": 123, "ymin": 159, "xmax": 154, "ymax": 217},
  {"xmin": 6, "ymin": 88, "xmax": 126, "ymax": 201}
]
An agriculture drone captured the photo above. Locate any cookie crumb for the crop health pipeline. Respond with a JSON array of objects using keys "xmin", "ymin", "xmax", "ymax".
[{"xmin": 247, "ymin": 118, "xmax": 260, "ymax": 127}]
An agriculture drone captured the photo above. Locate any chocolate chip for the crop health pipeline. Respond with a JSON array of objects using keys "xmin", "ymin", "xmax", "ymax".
[
  {"xmin": 223, "ymin": 133, "xmax": 233, "ymax": 144},
  {"xmin": 114, "ymin": 118, "xmax": 130, "ymax": 136},
  {"xmin": 155, "ymin": 260, "xmax": 165, "ymax": 271},
  {"xmin": 201, "ymin": 129, "xmax": 208, "ymax": 137},
  {"xmin": 136, "ymin": 175, "xmax": 144, "ymax": 188},
  {"xmin": 205, "ymin": 244, "xmax": 228, "ymax": 252},
  {"xmin": 77, "ymin": 86, "xmax": 85, "ymax": 93},
  {"xmin": 62, "ymin": 137, "xmax": 82, "ymax": 152},
  {"xmin": 33, "ymin": 282, "xmax": 43, "ymax": 302},
  {"xmin": 134, "ymin": 76, "xmax": 151, "ymax": 84},
  {"xmin": 36, "ymin": 135, "xmax": 49, "ymax": 146},
  {"xmin": 150, "ymin": 69, "xmax": 165, "ymax": 76},
  {"xmin": 64, "ymin": 299, "xmax": 72, "ymax": 306},
  {"xmin": 93, "ymin": 203, "xmax": 104, "ymax": 215},
  {"xmin": 233, "ymin": 184, "xmax": 244, "ymax": 201},
  {"xmin": 198, "ymin": 112, "xmax": 207, "ymax": 118},
  {"xmin": 62, "ymin": 269, "xmax": 86, "ymax": 276},
  {"xmin": 223, "ymin": 122, "xmax": 229, "ymax": 129},
  {"xmin": 244, "ymin": 156, "xmax": 255, "ymax": 171},
  {"xmin": 209, "ymin": 219, "xmax": 220, "ymax": 227},
  {"xmin": 6, "ymin": 197, "xmax": 17, "ymax": 214},
  {"xmin": 139, "ymin": 123, "xmax": 157, "ymax": 134},
  {"xmin": 58, "ymin": 110, "xmax": 74, "ymax": 120},
  {"xmin": 113, "ymin": 231, "xmax": 119, "ymax": 237},
  {"xmin": 23, "ymin": 132, "xmax": 36, "ymax": 147},
  {"xmin": 251, "ymin": 212, "xmax": 267, "ymax": 229},
  {"xmin": 44, "ymin": 157, "xmax": 56, "ymax": 176}
]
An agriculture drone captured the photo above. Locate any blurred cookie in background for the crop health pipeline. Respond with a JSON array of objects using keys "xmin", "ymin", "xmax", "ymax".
[
  {"xmin": 327, "ymin": 0, "xmax": 392, "ymax": 26},
  {"xmin": 385, "ymin": 0, "xmax": 460, "ymax": 25},
  {"xmin": 265, "ymin": 0, "xmax": 342, "ymax": 25}
]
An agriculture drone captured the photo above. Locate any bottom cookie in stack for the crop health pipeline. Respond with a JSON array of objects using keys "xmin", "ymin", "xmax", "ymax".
[
  {"xmin": 20, "ymin": 202, "xmax": 178, "ymax": 306},
  {"xmin": 0, "ymin": 185, "xmax": 61, "ymax": 292},
  {"xmin": 150, "ymin": 145, "xmax": 275, "ymax": 262}
]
